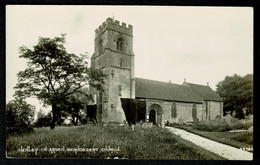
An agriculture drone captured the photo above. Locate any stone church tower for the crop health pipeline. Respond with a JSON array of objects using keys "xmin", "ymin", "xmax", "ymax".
[{"xmin": 90, "ymin": 18, "xmax": 135, "ymax": 124}]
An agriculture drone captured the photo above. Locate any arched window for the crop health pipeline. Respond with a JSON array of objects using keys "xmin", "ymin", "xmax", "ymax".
[
  {"xmin": 171, "ymin": 103, "xmax": 177, "ymax": 118},
  {"xmin": 192, "ymin": 104, "xmax": 197, "ymax": 119},
  {"xmin": 99, "ymin": 39, "xmax": 103, "ymax": 54},
  {"xmin": 116, "ymin": 37, "xmax": 124, "ymax": 51}
]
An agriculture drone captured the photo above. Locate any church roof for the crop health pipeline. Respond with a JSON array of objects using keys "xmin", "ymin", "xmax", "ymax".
[
  {"xmin": 184, "ymin": 82, "xmax": 222, "ymax": 102},
  {"xmin": 135, "ymin": 78, "xmax": 202, "ymax": 103}
]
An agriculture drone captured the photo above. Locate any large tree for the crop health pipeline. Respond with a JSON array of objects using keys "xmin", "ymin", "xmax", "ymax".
[
  {"xmin": 14, "ymin": 34, "xmax": 105, "ymax": 129},
  {"xmin": 216, "ymin": 74, "xmax": 253, "ymax": 118}
]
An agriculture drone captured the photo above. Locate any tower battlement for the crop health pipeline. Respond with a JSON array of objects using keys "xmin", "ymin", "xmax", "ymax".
[{"xmin": 95, "ymin": 18, "xmax": 133, "ymax": 38}]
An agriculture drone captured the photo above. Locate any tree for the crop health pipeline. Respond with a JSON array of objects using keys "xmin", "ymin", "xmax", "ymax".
[
  {"xmin": 34, "ymin": 110, "xmax": 52, "ymax": 127},
  {"xmin": 14, "ymin": 34, "xmax": 106, "ymax": 129},
  {"xmin": 216, "ymin": 74, "xmax": 253, "ymax": 119},
  {"xmin": 6, "ymin": 99, "xmax": 35, "ymax": 135}
]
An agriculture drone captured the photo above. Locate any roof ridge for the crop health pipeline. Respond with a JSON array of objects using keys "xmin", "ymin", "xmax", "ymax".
[
  {"xmin": 135, "ymin": 77, "xmax": 182, "ymax": 87},
  {"xmin": 185, "ymin": 82, "xmax": 208, "ymax": 87}
]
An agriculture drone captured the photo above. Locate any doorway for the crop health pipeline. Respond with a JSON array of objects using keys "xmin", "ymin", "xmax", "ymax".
[{"xmin": 149, "ymin": 109, "xmax": 156, "ymax": 124}]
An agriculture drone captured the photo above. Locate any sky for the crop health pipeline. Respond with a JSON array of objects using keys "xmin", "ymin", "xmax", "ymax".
[{"xmin": 6, "ymin": 6, "xmax": 253, "ymax": 113}]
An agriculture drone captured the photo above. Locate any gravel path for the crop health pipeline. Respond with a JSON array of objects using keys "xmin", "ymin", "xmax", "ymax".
[{"xmin": 166, "ymin": 126, "xmax": 253, "ymax": 160}]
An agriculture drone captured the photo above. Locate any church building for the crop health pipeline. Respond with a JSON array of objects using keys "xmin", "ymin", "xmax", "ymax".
[{"xmin": 90, "ymin": 18, "xmax": 223, "ymax": 126}]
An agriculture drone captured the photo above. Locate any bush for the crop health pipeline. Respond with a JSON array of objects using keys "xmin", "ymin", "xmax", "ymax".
[
  {"xmin": 34, "ymin": 112, "xmax": 52, "ymax": 127},
  {"xmin": 192, "ymin": 119, "xmax": 253, "ymax": 132},
  {"xmin": 6, "ymin": 99, "xmax": 35, "ymax": 136},
  {"xmin": 229, "ymin": 120, "xmax": 253, "ymax": 130}
]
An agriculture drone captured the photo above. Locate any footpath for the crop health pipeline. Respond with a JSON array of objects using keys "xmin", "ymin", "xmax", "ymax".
[{"xmin": 166, "ymin": 126, "xmax": 253, "ymax": 160}]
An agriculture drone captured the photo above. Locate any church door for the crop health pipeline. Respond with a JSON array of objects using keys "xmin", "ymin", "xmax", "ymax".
[{"xmin": 149, "ymin": 109, "xmax": 156, "ymax": 124}]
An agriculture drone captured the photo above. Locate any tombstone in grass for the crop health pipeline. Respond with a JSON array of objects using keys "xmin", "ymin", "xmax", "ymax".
[
  {"xmin": 179, "ymin": 118, "xmax": 184, "ymax": 124},
  {"xmin": 161, "ymin": 121, "xmax": 165, "ymax": 128},
  {"xmin": 248, "ymin": 126, "xmax": 253, "ymax": 135},
  {"xmin": 232, "ymin": 111, "xmax": 236, "ymax": 118},
  {"xmin": 225, "ymin": 113, "xmax": 232, "ymax": 124},
  {"xmin": 215, "ymin": 115, "xmax": 221, "ymax": 122},
  {"xmin": 220, "ymin": 117, "xmax": 226, "ymax": 123},
  {"xmin": 193, "ymin": 117, "xmax": 199, "ymax": 124}
]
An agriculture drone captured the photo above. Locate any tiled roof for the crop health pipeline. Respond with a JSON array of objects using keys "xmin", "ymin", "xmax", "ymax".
[
  {"xmin": 135, "ymin": 78, "xmax": 202, "ymax": 103},
  {"xmin": 184, "ymin": 82, "xmax": 222, "ymax": 102}
]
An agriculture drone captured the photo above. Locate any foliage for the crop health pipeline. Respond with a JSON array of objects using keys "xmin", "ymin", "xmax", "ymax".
[
  {"xmin": 34, "ymin": 110, "xmax": 52, "ymax": 127},
  {"xmin": 14, "ymin": 34, "xmax": 106, "ymax": 129},
  {"xmin": 232, "ymin": 132, "xmax": 253, "ymax": 145},
  {"xmin": 216, "ymin": 74, "xmax": 253, "ymax": 119},
  {"xmin": 6, "ymin": 125, "xmax": 224, "ymax": 159},
  {"xmin": 193, "ymin": 122, "xmax": 231, "ymax": 132},
  {"xmin": 6, "ymin": 99, "xmax": 35, "ymax": 135},
  {"xmin": 61, "ymin": 87, "xmax": 90, "ymax": 125},
  {"xmin": 192, "ymin": 119, "xmax": 253, "ymax": 132}
]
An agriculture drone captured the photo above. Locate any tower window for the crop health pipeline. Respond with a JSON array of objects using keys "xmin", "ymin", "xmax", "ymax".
[
  {"xmin": 116, "ymin": 37, "xmax": 124, "ymax": 51},
  {"xmin": 99, "ymin": 39, "xmax": 103, "ymax": 54}
]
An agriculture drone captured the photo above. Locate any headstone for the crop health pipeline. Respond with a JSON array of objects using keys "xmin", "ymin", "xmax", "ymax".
[
  {"xmin": 179, "ymin": 118, "xmax": 183, "ymax": 124},
  {"xmin": 193, "ymin": 118, "xmax": 199, "ymax": 124},
  {"xmin": 245, "ymin": 115, "xmax": 250, "ymax": 120},
  {"xmin": 131, "ymin": 124, "xmax": 135, "ymax": 131},
  {"xmin": 220, "ymin": 118, "xmax": 226, "ymax": 123},
  {"xmin": 215, "ymin": 115, "xmax": 221, "ymax": 122},
  {"xmin": 142, "ymin": 122, "xmax": 153, "ymax": 128},
  {"xmin": 225, "ymin": 114, "xmax": 232, "ymax": 124},
  {"xmin": 248, "ymin": 126, "xmax": 253, "ymax": 135},
  {"xmin": 232, "ymin": 112, "xmax": 236, "ymax": 118},
  {"xmin": 161, "ymin": 121, "xmax": 165, "ymax": 128}
]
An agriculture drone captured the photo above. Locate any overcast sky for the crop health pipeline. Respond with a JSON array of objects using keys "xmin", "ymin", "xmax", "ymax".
[{"xmin": 6, "ymin": 6, "xmax": 253, "ymax": 113}]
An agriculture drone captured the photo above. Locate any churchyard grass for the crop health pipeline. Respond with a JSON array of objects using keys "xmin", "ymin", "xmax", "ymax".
[
  {"xmin": 170, "ymin": 120, "xmax": 253, "ymax": 152},
  {"xmin": 6, "ymin": 125, "xmax": 225, "ymax": 159}
]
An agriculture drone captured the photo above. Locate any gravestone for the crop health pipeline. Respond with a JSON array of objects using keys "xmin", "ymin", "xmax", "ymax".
[
  {"xmin": 215, "ymin": 115, "xmax": 221, "ymax": 122},
  {"xmin": 225, "ymin": 114, "xmax": 232, "ymax": 124},
  {"xmin": 220, "ymin": 118, "xmax": 226, "ymax": 123},
  {"xmin": 179, "ymin": 118, "xmax": 184, "ymax": 124},
  {"xmin": 142, "ymin": 122, "xmax": 153, "ymax": 128},
  {"xmin": 248, "ymin": 126, "xmax": 253, "ymax": 135},
  {"xmin": 161, "ymin": 121, "xmax": 165, "ymax": 128},
  {"xmin": 193, "ymin": 118, "xmax": 199, "ymax": 124}
]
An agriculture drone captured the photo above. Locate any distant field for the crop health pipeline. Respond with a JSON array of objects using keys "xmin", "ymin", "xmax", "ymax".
[{"xmin": 6, "ymin": 125, "xmax": 225, "ymax": 159}]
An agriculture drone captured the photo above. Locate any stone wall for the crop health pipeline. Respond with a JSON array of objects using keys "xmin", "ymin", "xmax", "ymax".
[
  {"xmin": 145, "ymin": 99, "xmax": 203, "ymax": 125},
  {"xmin": 208, "ymin": 101, "xmax": 222, "ymax": 120}
]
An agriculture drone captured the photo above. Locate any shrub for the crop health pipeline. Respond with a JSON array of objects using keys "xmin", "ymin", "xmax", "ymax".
[
  {"xmin": 6, "ymin": 99, "xmax": 35, "ymax": 136},
  {"xmin": 34, "ymin": 112, "xmax": 52, "ymax": 127},
  {"xmin": 229, "ymin": 120, "xmax": 253, "ymax": 130},
  {"xmin": 232, "ymin": 132, "xmax": 253, "ymax": 145},
  {"xmin": 193, "ymin": 119, "xmax": 253, "ymax": 132},
  {"xmin": 193, "ymin": 122, "xmax": 231, "ymax": 132}
]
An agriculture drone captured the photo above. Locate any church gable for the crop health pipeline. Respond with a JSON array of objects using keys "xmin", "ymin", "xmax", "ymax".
[{"xmin": 183, "ymin": 82, "xmax": 222, "ymax": 102}]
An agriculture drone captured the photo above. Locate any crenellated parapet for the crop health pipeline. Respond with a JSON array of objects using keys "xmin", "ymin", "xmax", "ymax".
[{"xmin": 95, "ymin": 18, "xmax": 133, "ymax": 38}]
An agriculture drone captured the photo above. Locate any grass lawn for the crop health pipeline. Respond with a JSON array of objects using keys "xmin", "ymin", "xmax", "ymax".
[
  {"xmin": 6, "ymin": 125, "xmax": 225, "ymax": 159},
  {"xmin": 170, "ymin": 124, "xmax": 253, "ymax": 152}
]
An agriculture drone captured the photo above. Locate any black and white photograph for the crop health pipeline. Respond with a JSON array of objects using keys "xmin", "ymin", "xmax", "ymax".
[{"xmin": 5, "ymin": 5, "xmax": 253, "ymax": 160}]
